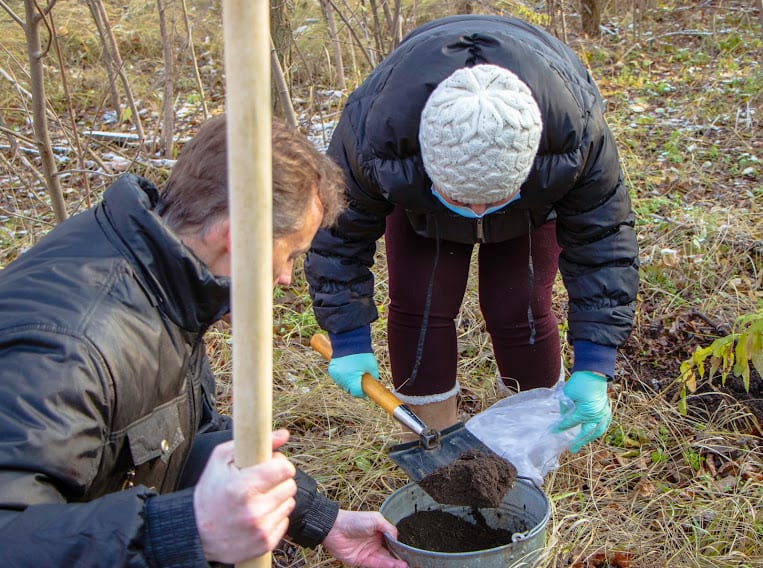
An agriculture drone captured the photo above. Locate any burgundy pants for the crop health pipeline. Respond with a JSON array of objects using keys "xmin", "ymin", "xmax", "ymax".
[{"xmin": 385, "ymin": 207, "xmax": 561, "ymax": 400}]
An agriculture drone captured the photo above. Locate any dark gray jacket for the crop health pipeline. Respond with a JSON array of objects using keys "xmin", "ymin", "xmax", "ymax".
[
  {"xmin": 305, "ymin": 15, "xmax": 639, "ymax": 356},
  {"xmin": 0, "ymin": 175, "xmax": 337, "ymax": 566}
]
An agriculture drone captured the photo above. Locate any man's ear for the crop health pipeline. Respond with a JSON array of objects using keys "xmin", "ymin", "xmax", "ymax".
[{"xmin": 214, "ymin": 217, "xmax": 232, "ymax": 253}]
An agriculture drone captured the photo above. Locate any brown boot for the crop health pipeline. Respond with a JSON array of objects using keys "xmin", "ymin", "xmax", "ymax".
[{"xmin": 398, "ymin": 397, "xmax": 458, "ymax": 443}]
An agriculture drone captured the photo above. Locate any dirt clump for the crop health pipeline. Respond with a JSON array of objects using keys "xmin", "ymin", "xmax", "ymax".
[
  {"xmin": 396, "ymin": 508, "xmax": 514, "ymax": 552},
  {"xmin": 418, "ymin": 448, "xmax": 517, "ymax": 507}
]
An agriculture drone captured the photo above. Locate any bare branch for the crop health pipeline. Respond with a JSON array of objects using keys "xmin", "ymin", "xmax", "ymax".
[
  {"xmin": 0, "ymin": 66, "xmax": 34, "ymax": 100},
  {"xmin": 49, "ymin": 6, "xmax": 92, "ymax": 207},
  {"xmin": 0, "ymin": 0, "xmax": 25, "ymax": 26},
  {"xmin": 23, "ymin": 0, "xmax": 66, "ymax": 222},
  {"xmin": 84, "ymin": 0, "xmax": 145, "ymax": 140},
  {"xmin": 328, "ymin": 0, "xmax": 376, "ymax": 68},
  {"xmin": 271, "ymin": 37, "xmax": 297, "ymax": 128},
  {"xmin": 320, "ymin": 0, "xmax": 346, "ymax": 90},
  {"xmin": 179, "ymin": 0, "xmax": 208, "ymax": 119},
  {"xmin": 39, "ymin": 0, "xmax": 59, "ymax": 17}
]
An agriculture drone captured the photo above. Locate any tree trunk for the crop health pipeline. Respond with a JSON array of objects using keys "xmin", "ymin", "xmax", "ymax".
[
  {"xmin": 321, "ymin": 0, "xmax": 346, "ymax": 89},
  {"xmin": 580, "ymin": 0, "xmax": 602, "ymax": 37},
  {"xmin": 547, "ymin": 0, "xmax": 568, "ymax": 41},
  {"xmin": 390, "ymin": 0, "xmax": 402, "ymax": 51},
  {"xmin": 270, "ymin": 0, "xmax": 291, "ymax": 118},
  {"xmin": 157, "ymin": 0, "xmax": 174, "ymax": 158},
  {"xmin": 23, "ymin": 0, "xmax": 67, "ymax": 223},
  {"xmin": 367, "ymin": 0, "xmax": 385, "ymax": 65},
  {"xmin": 270, "ymin": 37, "xmax": 297, "ymax": 128},
  {"xmin": 86, "ymin": 0, "xmax": 120, "ymax": 116}
]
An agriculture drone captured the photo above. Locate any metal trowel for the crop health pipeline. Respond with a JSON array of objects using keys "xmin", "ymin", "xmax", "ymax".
[{"xmin": 310, "ymin": 334, "xmax": 498, "ymax": 482}]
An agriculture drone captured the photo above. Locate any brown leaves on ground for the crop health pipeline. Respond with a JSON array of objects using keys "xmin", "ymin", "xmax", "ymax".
[{"xmin": 570, "ymin": 551, "xmax": 633, "ymax": 568}]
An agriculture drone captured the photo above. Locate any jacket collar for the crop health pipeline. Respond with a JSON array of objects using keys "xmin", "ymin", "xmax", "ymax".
[{"xmin": 96, "ymin": 174, "xmax": 231, "ymax": 332}]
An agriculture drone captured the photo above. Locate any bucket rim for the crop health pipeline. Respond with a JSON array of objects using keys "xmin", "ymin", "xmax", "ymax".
[
  {"xmin": 383, "ymin": 531, "xmax": 544, "ymax": 558},
  {"xmin": 381, "ymin": 477, "xmax": 551, "ymax": 557}
]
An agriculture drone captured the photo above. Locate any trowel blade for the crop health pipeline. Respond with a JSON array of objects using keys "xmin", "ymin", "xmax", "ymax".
[{"xmin": 387, "ymin": 421, "xmax": 497, "ymax": 482}]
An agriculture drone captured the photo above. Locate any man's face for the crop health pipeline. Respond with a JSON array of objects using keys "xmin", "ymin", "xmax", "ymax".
[{"xmin": 272, "ymin": 193, "xmax": 324, "ymax": 287}]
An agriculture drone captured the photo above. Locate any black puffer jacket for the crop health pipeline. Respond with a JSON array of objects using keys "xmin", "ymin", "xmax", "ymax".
[
  {"xmin": 0, "ymin": 175, "xmax": 337, "ymax": 566},
  {"xmin": 305, "ymin": 14, "xmax": 639, "ymax": 351}
]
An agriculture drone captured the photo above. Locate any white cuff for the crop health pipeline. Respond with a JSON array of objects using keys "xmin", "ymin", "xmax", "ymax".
[{"xmin": 391, "ymin": 382, "xmax": 460, "ymax": 405}]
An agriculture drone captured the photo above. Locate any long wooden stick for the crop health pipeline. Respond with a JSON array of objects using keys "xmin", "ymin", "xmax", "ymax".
[{"xmin": 222, "ymin": 2, "xmax": 272, "ymax": 567}]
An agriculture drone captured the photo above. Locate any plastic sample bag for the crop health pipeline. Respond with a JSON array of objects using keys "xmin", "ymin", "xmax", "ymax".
[{"xmin": 465, "ymin": 381, "xmax": 580, "ymax": 486}]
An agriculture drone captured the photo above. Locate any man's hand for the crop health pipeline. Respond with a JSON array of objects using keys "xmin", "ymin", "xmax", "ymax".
[
  {"xmin": 552, "ymin": 371, "xmax": 611, "ymax": 453},
  {"xmin": 328, "ymin": 353, "xmax": 379, "ymax": 398},
  {"xmin": 322, "ymin": 509, "xmax": 407, "ymax": 568},
  {"xmin": 193, "ymin": 431, "xmax": 297, "ymax": 564}
]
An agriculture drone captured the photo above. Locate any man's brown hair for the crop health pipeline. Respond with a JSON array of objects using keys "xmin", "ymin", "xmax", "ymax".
[{"xmin": 157, "ymin": 114, "xmax": 345, "ymax": 237}]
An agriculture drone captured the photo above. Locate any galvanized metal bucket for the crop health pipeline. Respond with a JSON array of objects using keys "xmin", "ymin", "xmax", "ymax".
[{"xmin": 380, "ymin": 478, "xmax": 549, "ymax": 567}]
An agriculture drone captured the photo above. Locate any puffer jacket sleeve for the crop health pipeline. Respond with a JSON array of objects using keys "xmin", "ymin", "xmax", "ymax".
[
  {"xmin": 554, "ymin": 101, "xmax": 639, "ymax": 349},
  {"xmin": 0, "ymin": 331, "xmax": 207, "ymax": 567},
  {"xmin": 304, "ymin": 103, "xmax": 393, "ymax": 334}
]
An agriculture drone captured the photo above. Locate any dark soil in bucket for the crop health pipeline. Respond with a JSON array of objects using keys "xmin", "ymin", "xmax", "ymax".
[
  {"xmin": 396, "ymin": 508, "xmax": 515, "ymax": 553},
  {"xmin": 418, "ymin": 448, "xmax": 518, "ymax": 507}
]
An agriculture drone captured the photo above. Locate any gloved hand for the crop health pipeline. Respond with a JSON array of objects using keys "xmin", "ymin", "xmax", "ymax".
[
  {"xmin": 328, "ymin": 353, "xmax": 379, "ymax": 398},
  {"xmin": 552, "ymin": 371, "xmax": 611, "ymax": 453}
]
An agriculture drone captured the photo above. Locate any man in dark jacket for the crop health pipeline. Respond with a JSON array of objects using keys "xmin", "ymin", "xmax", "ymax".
[
  {"xmin": 305, "ymin": 15, "xmax": 639, "ymax": 453},
  {"xmin": 0, "ymin": 115, "xmax": 405, "ymax": 567}
]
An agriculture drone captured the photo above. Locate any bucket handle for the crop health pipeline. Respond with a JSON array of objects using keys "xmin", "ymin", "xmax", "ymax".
[
  {"xmin": 510, "ymin": 475, "xmax": 545, "ymax": 543},
  {"xmin": 511, "ymin": 531, "xmax": 529, "ymax": 543},
  {"xmin": 516, "ymin": 474, "xmax": 543, "ymax": 490}
]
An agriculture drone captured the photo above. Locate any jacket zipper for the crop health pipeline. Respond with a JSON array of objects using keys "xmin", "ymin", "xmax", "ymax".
[
  {"xmin": 476, "ymin": 218, "xmax": 485, "ymax": 242},
  {"xmin": 121, "ymin": 467, "xmax": 136, "ymax": 490}
]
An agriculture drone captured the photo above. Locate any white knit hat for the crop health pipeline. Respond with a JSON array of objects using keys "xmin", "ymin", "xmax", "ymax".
[{"xmin": 419, "ymin": 64, "xmax": 542, "ymax": 204}]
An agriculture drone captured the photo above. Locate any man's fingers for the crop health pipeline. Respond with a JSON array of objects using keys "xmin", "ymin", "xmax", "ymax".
[
  {"xmin": 209, "ymin": 431, "xmax": 290, "ymax": 458},
  {"xmin": 210, "ymin": 440, "xmax": 236, "ymax": 462},
  {"xmin": 271, "ymin": 429, "xmax": 290, "ymax": 450},
  {"xmin": 268, "ymin": 477, "xmax": 298, "ymax": 505},
  {"xmin": 240, "ymin": 456, "xmax": 297, "ymax": 492},
  {"xmin": 246, "ymin": 486, "xmax": 295, "ymax": 540},
  {"xmin": 246, "ymin": 478, "xmax": 296, "ymax": 519},
  {"xmin": 245, "ymin": 501, "xmax": 294, "ymax": 555}
]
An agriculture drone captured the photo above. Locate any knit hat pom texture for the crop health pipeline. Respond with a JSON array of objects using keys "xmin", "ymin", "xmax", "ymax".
[{"xmin": 419, "ymin": 64, "xmax": 543, "ymax": 205}]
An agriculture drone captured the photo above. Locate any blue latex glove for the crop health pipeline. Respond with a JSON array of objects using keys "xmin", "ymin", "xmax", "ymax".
[
  {"xmin": 552, "ymin": 371, "xmax": 612, "ymax": 453},
  {"xmin": 328, "ymin": 353, "xmax": 379, "ymax": 398}
]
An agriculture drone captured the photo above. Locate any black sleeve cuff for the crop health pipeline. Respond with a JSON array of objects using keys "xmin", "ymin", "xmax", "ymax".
[
  {"xmin": 145, "ymin": 488, "xmax": 208, "ymax": 567},
  {"xmin": 286, "ymin": 469, "xmax": 340, "ymax": 548}
]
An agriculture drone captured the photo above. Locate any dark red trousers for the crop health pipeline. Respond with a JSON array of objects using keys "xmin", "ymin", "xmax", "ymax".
[{"xmin": 385, "ymin": 207, "xmax": 561, "ymax": 399}]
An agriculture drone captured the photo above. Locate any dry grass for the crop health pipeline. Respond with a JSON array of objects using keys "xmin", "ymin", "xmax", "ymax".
[
  {"xmin": 264, "ymin": 267, "xmax": 763, "ymax": 567},
  {"xmin": 2, "ymin": 1, "xmax": 763, "ymax": 567}
]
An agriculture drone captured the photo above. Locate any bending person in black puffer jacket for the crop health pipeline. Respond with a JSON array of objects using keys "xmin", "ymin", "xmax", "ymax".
[
  {"xmin": 305, "ymin": 14, "xmax": 639, "ymax": 453},
  {"xmin": 0, "ymin": 115, "xmax": 406, "ymax": 568}
]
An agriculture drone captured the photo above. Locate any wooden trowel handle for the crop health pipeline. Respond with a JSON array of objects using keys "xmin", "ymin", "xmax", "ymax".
[{"xmin": 309, "ymin": 334, "xmax": 401, "ymax": 415}]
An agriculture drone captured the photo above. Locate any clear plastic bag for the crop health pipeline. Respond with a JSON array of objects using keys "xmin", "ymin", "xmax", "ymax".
[{"xmin": 465, "ymin": 381, "xmax": 580, "ymax": 486}]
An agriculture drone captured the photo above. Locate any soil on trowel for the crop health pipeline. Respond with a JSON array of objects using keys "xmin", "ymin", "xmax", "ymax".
[
  {"xmin": 418, "ymin": 448, "xmax": 517, "ymax": 507},
  {"xmin": 396, "ymin": 508, "xmax": 514, "ymax": 553}
]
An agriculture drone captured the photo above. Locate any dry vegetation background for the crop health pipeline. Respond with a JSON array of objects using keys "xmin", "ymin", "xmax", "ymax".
[{"xmin": 1, "ymin": 1, "xmax": 763, "ymax": 567}]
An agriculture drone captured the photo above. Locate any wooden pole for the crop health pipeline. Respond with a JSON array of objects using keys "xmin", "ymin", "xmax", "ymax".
[{"xmin": 222, "ymin": 2, "xmax": 272, "ymax": 568}]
